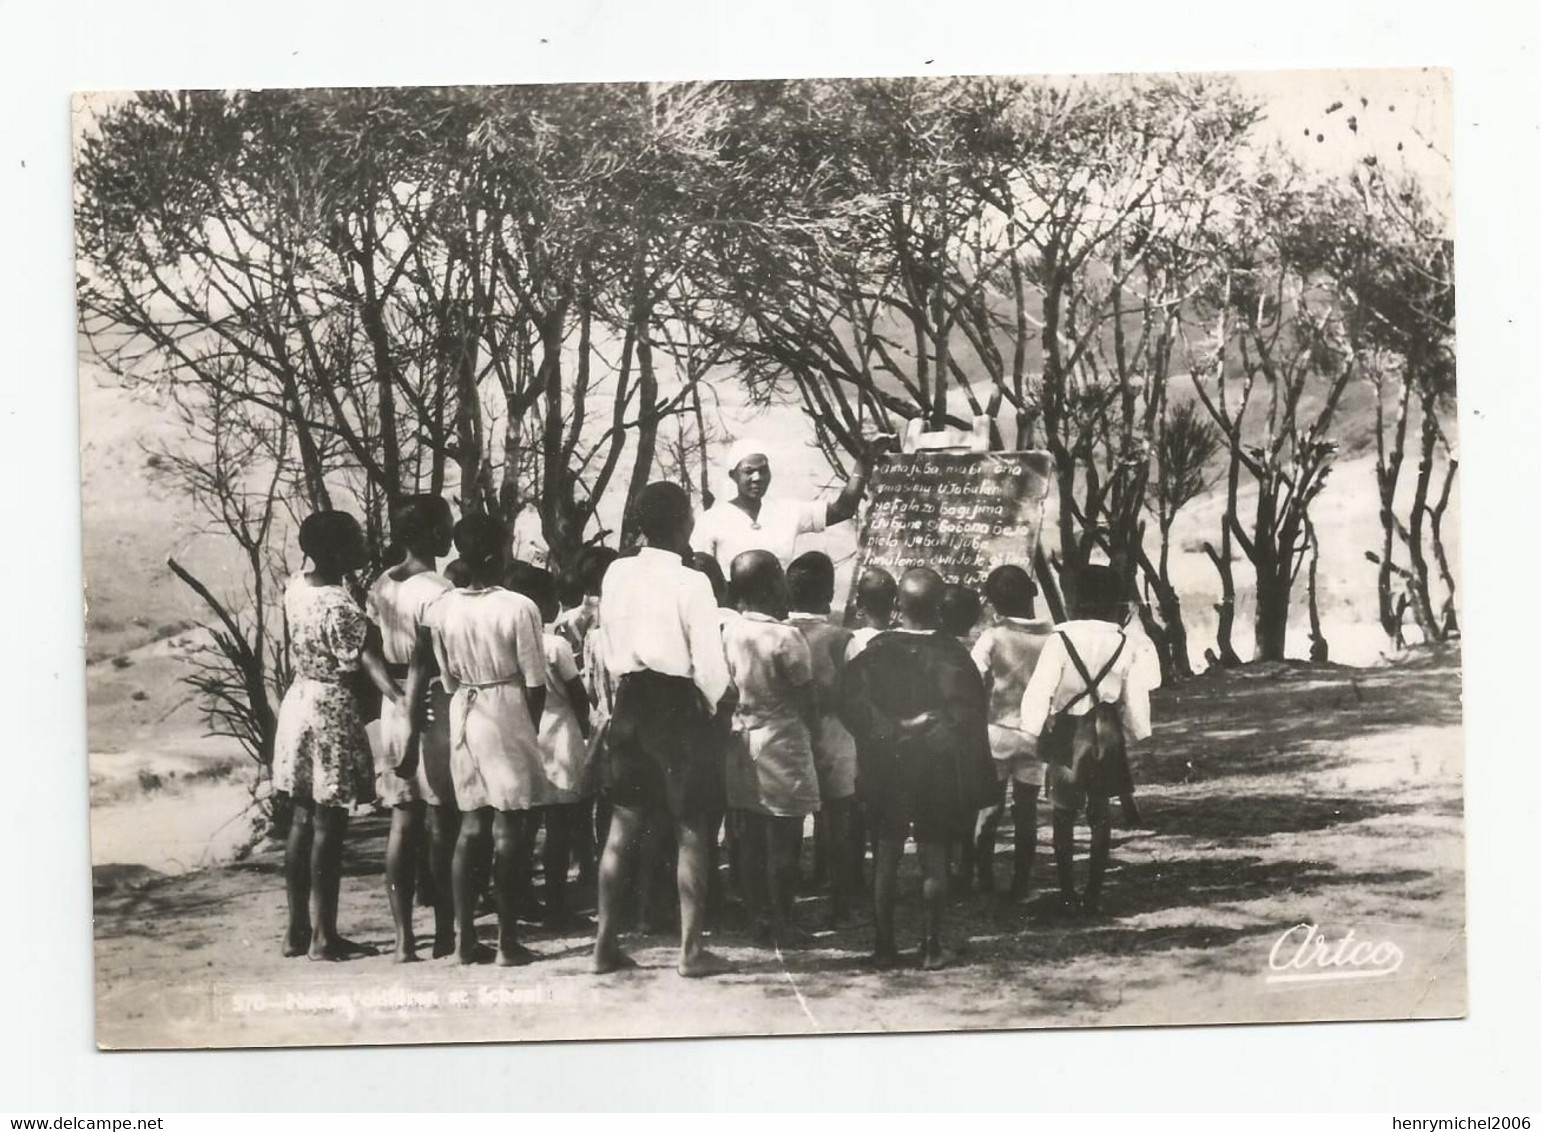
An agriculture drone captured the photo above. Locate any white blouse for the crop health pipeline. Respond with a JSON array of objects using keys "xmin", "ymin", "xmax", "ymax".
[{"xmin": 692, "ymin": 497, "xmax": 826, "ymax": 573}]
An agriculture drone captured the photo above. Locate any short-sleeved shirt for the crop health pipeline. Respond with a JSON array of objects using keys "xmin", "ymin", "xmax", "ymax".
[
  {"xmin": 970, "ymin": 618, "xmax": 1054, "ymax": 730},
  {"xmin": 722, "ymin": 611, "xmax": 820, "ymax": 816},
  {"xmin": 725, "ymin": 612, "xmax": 814, "ymax": 720},
  {"xmin": 693, "ymin": 497, "xmax": 826, "ymax": 574},
  {"xmin": 425, "ymin": 587, "xmax": 548, "ymax": 695},
  {"xmin": 367, "ymin": 569, "xmax": 453, "ymax": 665}
]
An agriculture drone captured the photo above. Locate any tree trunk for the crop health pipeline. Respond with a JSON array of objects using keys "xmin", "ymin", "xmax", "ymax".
[
  {"xmin": 1405, "ymin": 394, "xmax": 1442, "ymax": 642},
  {"xmin": 1139, "ymin": 541, "xmax": 1193, "ymax": 681},
  {"xmin": 1205, "ymin": 445, "xmax": 1243, "ymax": 667},
  {"xmin": 1429, "ymin": 455, "xmax": 1460, "ymax": 638},
  {"xmin": 1306, "ymin": 515, "xmax": 1328, "ymax": 663},
  {"xmin": 619, "ymin": 300, "xmax": 659, "ymax": 547},
  {"xmin": 1033, "ymin": 545, "xmax": 1065, "ymax": 624},
  {"xmin": 1254, "ymin": 559, "xmax": 1291, "ymax": 662}
]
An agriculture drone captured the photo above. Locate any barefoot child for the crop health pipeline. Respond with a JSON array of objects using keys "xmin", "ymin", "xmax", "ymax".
[
  {"xmin": 508, "ymin": 562, "xmax": 594, "ymax": 930},
  {"xmin": 274, "ymin": 510, "xmax": 396, "ymax": 961},
  {"xmin": 723, "ymin": 551, "xmax": 822, "ymax": 948},
  {"xmin": 969, "ymin": 565, "xmax": 1054, "ymax": 900},
  {"xmin": 939, "ymin": 581, "xmax": 986, "ymax": 886},
  {"xmin": 369, "ymin": 495, "xmax": 458, "ymax": 961},
  {"xmin": 591, "ymin": 482, "xmax": 732, "ymax": 978},
  {"xmin": 415, "ymin": 514, "xmax": 551, "ymax": 965},
  {"xmin": 784, "ymin": 551, "xmax": 860, "ymax": 925},
  {"xmin": 1019, "ymin": 564, "xmax": 1156, "ymax": 916},
  {"xmin": 840, "ymin": 567, "xmax": 996, "ymax": 970}
]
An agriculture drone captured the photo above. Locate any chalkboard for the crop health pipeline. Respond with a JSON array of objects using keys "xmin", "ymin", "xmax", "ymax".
[{"xmin": 845, "ymin": 450, "xmax": 1054, "ymax": 619}]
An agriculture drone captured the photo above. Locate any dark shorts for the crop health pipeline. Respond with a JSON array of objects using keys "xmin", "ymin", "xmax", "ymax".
[
  {"xmin": 603, "ymin": 671, "xmax": 723, "ymax": 820},
  {"xmin": 864, "ymin": 791, "xmax": 960, "ymax": 845},
  {"xmin": 1045, "ymin": 762, "xmax": 1111, "ymax": 821}
]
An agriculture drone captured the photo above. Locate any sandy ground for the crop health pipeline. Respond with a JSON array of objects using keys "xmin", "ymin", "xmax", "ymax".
[{"xmin": 91, "ymin": 645, "xmax": 1466, "ymax": 1049}]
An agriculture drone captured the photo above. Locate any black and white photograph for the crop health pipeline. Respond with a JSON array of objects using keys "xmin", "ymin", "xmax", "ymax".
[{"xmin": 72, "ymin": 68, "xmax": 1465, "ymax": 1051}]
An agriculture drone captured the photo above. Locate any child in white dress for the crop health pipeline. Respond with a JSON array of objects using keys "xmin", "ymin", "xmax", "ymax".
[
  {"xmin": 413, "ymin": 514, "xmax": 550, "ymax": 966},
  {"xmin": 367, "ymin": 495, "xmax": 456, "ymax": 961}
]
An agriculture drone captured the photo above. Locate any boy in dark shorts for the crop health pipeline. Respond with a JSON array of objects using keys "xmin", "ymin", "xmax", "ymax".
[
  {"xmin": 840, "ymin": 568, "xmax": 996, "ymax": 969},
  {"xmin": 590, "ymin": 482, "xmax": 732, "ymax": 977},
  {"xmin": 1019, "ymin": 565, "xmax": 1156, "ymax": 915}
]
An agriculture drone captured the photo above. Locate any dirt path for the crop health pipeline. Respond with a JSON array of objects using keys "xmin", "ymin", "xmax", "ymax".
[{"xmin": 92, "ymin": 647, "xmax": 1465, "ymax": 1048}]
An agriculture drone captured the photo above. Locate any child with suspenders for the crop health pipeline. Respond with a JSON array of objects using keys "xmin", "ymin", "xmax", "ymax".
[{"xmin": 1019, "ymin": 565, "xmax": 1158, "ymax": 915}]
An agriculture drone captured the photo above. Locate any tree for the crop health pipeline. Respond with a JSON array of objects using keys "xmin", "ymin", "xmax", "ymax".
[{"xmin": 1190, "ymin": 171, "xmax": 1358, "ymax": 662}]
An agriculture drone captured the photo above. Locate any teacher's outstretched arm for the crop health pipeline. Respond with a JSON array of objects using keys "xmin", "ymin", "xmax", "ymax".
[{"xmin": 825, "ymin": 437, "xmax": 894, "ymax": 527}]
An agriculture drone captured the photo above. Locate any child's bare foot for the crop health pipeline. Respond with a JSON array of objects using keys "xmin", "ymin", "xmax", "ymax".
[
  {"xmin": 772, "ymin": 923, "xmax": 817, "ymax": 951},
  {"xmin": 496, "ymin": 942, "xmax": 539, "ymax": 967},
  {"xmin": 591, "ymin": 946, "xmax": 638, "ymax": 975},
  {"xmin": 678, "ymin": 948, "xmax": 732, "ymax": 978},
  {"xmin": 282, "ymin": 926, "xmax": 311, "ymax": 958},
  {"xmin": 308, "ymin": 936, "xmax": 378, "ymax": 962},
  {"xmin": 432, "ymin": 932, "xmax": 457, "ymax": 959},
  {"xmin": 920, "ymin": 945, "xmax": 959, "ymax": 971},
  {"xmin": 457, "ymin": 941, "xmax": 497, "ymax": 965},
  {"xmin": 393, "ymin": 937, "xmax": 419, "ymax": 964}
]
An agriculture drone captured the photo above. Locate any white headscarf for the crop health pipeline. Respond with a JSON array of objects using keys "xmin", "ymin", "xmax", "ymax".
[
  {"xmin": 724, "ymin": 437, "xmax": 770, "ymax": 475},
  {"xmin": 719, "ymin": 437, "xmax": 771, "ymax": 504}
]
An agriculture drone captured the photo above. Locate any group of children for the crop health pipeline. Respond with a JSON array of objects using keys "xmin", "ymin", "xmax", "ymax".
[{"xmin": 269, "ymin": 480, "xmax": 1157, "ymax": 976}]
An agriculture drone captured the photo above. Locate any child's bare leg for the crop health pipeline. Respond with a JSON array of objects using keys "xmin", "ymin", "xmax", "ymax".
[
  {"xmin": 917, "ymin": 839, "xmax": 953, "ymax": 969},
  {"xmin": 825, "ymin": 801, "xmax": 854, "ymax": 927},
  {"xmin": 636, "ymin": 816, "xmax": 660, "ymax": 933},
  {"xmin": 541, "ymin": 804, "xmax": 577, "ymax": 927},
  {"xmin": 1083, "ymin": 797, "xmax": 1111, "ymax": 913},
  {"xmin": 675, "ymin": 813, "xmax": 731, "ymax": 977},
  {"xmin": 848, "ymin": 803, "xmax": 867, "ymax": 890},
  {"xmin": 453, "ymin": 809, "xmax": 494, "ymax": 964},
  {"xmin": 514, "ymin": 809, "xmax": 543, "ymax": 921},
  {"xmin": 812, "ymin": 811, "xmax": 829, "ymax": 887},
  {"xmin": 951, "ymin": 810, "xmax": 975, "ymax": 891},
  {"xmin": 492, "ymin": 810, "xmax": 537, "ymax": 966},
  {"xmin": 704, "ymin": 810, "xmax": 726, "ymax": 918},
  {"xmin": 871, "ymin": 836, "xmax": 904, "ymax": 968},
  {"xmin": 575, "ymin": 799, "xmax": 598, "ymax": 887},
  {"xmin": 1051, "ymin": 807, "xmax": 1078, "ymax": 907},
  {"xmin": 414, "ymin": 813, "xmax": 436, "ymax": 909},
  {"xmin": 282, "ymin": 798, "xmax": 314, "ymax": 957},
  {"xmin": 592, "ymin": 803, "xmax": 643, "ymax": 973},
  {"xmin": 737, "ymin": 812, "xmax": 770, "ymax": 936},
  {"xmin": 386, "ymin": 802, "xmax": 423, "ymax": 962},
  {"xmin": 767, "ymin": 815, "xmax": 806, "ymax": 946},
  {"xmin": 1010, "ymin": 783, "xmax": 1041, "ymax": 899},
  {"xmin": 974, "ymin": 800, "xmax": 1003, "ymax": 895},
  {"xmin": 309, "ymin": 806, "xmax": 368, "ymax": 960},
  {"xmin": 426, "ymin": 804, "xmax": 460, "ymax": 957}
]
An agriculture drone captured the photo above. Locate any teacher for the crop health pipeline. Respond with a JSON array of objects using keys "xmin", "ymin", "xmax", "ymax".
[{"xmin": 693, "ymin": 437, "xmax": 876, "ymax": 575}]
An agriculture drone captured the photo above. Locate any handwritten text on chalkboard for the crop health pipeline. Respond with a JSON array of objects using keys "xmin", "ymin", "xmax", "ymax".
[{"xmin": 849, "ymin": 451, "xmax": 1053, "ymax": 608}]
